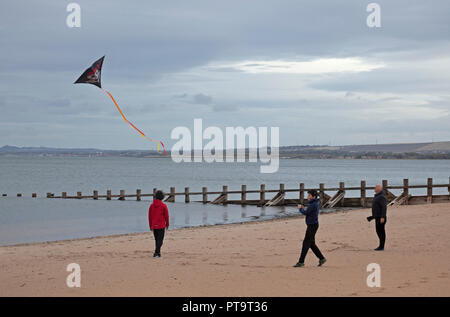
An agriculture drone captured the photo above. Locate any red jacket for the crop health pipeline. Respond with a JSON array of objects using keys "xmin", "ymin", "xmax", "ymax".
[{"xmin": 148, "ymin": 199, "xmax": 169, "ymax": 230}]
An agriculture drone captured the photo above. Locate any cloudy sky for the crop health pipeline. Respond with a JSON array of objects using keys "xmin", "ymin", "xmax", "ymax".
[{"xmin": 1, "ymin": 0, "xmax": 449, "ymax": 149}]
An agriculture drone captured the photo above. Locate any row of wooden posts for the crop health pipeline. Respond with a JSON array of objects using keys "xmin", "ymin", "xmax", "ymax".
[{"xmin": 3, "ymin": 178, "xmax": 450, "ymax": 208}]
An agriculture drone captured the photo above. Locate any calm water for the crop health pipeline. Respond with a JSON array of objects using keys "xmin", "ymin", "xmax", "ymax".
[{"xmin": 0, "ymin": 157, "xmax": 449, "ymax": 245}]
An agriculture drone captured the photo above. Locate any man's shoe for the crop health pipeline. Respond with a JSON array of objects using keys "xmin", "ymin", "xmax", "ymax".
[
  {"xmin": 318, "ymin": 258, "xmax": 327, "ymax": 267},
  {"xmin": 374, "ymin": 247, "xmax": 384, "ymax": 251},
  {"xmin": 293, "ymin": 262, "xmax": 304, "ymax": 268}
]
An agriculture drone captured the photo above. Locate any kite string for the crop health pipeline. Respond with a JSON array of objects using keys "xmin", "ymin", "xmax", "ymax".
[{"xmin": 101, "ymin": 88, "xmax": 166, "ymax": 155}]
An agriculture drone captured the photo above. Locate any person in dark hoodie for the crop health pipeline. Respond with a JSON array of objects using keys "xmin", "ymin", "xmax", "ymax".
[
  {"xmin": 148, "ymin": 190, "xmax": 169, "ymax": 258},
  {"xmin": 294, "ymin": 190, "xmax": 326, "ymax": 267},
  {"xmin": 367, "ymin": 184, "xmax": 387, "ymax": 251}
]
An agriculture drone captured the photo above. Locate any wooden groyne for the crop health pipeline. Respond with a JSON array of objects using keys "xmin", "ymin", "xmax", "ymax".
[{"xmin": 3, "ymin": 178, "xmax": 450, "ymax": 208}]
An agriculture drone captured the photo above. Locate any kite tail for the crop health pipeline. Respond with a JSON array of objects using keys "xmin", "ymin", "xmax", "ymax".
[{"xmin": 102, "ymin": 88, "xmax": 167, "ymax": 155}]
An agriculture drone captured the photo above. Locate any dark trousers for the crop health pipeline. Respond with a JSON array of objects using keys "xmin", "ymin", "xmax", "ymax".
[
  {"xmin": 153, "ymin": 228, "xmax": 165, "ymax": 255},
  {"xmin": 375, "ymin": 218, "xmax": 386, "ymax": 249},
  {"xmin": 299, "ymin": 223, "xmax": 324, "ymax": 263}
]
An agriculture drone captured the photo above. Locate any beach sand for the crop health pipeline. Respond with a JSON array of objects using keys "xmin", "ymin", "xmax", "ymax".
[{"xmin": 0, "ymin": 203, "xmax": 449, "ymax": 296}]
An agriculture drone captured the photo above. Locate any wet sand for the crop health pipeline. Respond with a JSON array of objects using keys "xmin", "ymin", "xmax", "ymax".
[{"xmin": 0, "ymin": 203, "xmax": 449, "ymax": 296}]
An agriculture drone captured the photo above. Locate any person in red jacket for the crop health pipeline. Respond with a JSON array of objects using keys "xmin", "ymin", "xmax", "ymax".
[{"xmin": 148, "ymin": 190, "xmax": 169, "ymax": 258}]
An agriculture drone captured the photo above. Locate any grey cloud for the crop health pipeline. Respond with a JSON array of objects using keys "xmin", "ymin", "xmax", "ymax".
[
  {"xmin": 171, "ymin": 93, "xmax": 213, "ymax": 106},
  {"xmin": 212, "ymin": 104, "xmax": 239, "ymax": 112},
  {"xmin": 193, "ymin": 93, "xmax": 213, "ymax": 105},
  {"xmin": 208, "ymin": 67, "xmax": 244, "ymax": 73},
  {"xmin": 309, "ymin": 65, "xmax": 450, "ymax": 94},
  {"xmin": 173, "ymin": 93, "xmax": 188, "ymax": 99}
]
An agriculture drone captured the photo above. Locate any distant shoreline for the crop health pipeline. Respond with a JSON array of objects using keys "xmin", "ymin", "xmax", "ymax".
[
  {"xmin": 2, "ymin": 141, "xmax": 450, "ymax": 159},
  {"xmin": 1, "ymin": 154, "xmax": 450, "ymax": 160}
]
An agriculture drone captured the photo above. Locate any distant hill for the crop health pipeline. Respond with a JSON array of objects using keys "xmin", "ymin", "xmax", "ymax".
[
  {"xmin": 0, "ymin": 145, "xmax": 161, "ymax": 157},
  {"xmin": 413, "ymin": 142, "xmax": 450, "ymax": 152},
  {"xmin": 279, "ymin": 141, "xmax": 450, "ymax": 159},
  {"xmin": 0, "ymin": 145, "xmax": 103, "ymax": 153},
  {"xmin": 340, "ymin": 142, "xmax": 450, "ymax": 153},
  {"xmin": 281, "ymin": 141, "xmax": 450, "ymax": 154},
  {"xmin": 1, "ymin": 141, "xmax": 450, "ymax": 159}
]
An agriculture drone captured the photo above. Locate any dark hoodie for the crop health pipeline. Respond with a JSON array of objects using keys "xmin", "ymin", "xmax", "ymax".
[{"xmin": 299, "ymin": 198, "xmax": 320, "ymax": 225}]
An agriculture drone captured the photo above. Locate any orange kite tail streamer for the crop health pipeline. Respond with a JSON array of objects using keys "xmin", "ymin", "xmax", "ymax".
[{"xmin": 102, "ymin": 88, "xmax": 166, "ymax": 155}]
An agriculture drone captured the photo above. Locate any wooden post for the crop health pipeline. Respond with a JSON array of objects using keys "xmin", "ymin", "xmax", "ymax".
[
  {"xmin": 106, "ymin": 190, "xmax": 111, "ymax": 200},
  {"xmin": 202, "ymin": 187, "xmax": 208, "ymax": 204},
  {"xmin": 185, "ymin": 187, "xmax": 190, "ymax": 203},
  {"xmin": 136, "ymin": 189, "xmax": 141, "ymax": 201},
  {"xmin": 62, "ymin": 192, "xmax": 67, "ymax": 199},
  {"xmin": 170, "ymin": 187, "xmax": 176, "ymax": 202},
  {"xmin": 77, "ymin": 191, "xmax": 82, "ymax": 199},
  {"xmin": 241, "ymin": 185, "xmax": 247, "ymax": 205},
  {"xmin": 280, "ymin": 183, "xmax": 285, "ymax": 205},
  {"xmin": 427, "ymin": 178, "xmax": 433, "ymax": 204},
  {"xmin": 360, "ymin": 181, "xmax": 366, "ymax": 208},
  {"xmin": 93, "ymin": 190, "xmax": 98, "ymax": 200},
  {"xmin": 260, "ymin": 184, "xmax": 265, "ymax": 205},
  {"xmin": 241, "ymin": 185, "xmax": 246, "ymax": 215},
  {"xmin": 403, "ymin": 179, "xmax": 409, "ymax": 205},
  {"xmin": 319, "ymin": 183, "xmax": 325, "ymax": 206},
  {"xmin": 223, "ymin": 185, "xmax": 228, "ymax": 204},
  {"xmin": 32, "ymin": 193, "xmax": 37, "ymax": 198},
  {"xmin": 382, "ymin": 180, "xmax": 388, "ymax": 195},
  {"xmin": 448, "ymin": 177, "xmax": 450, "ymax": 200},
  {"xmin": 339, "ymin": 182, "xmax": 345, "ymax": 207},
  {"xmin": 119, "ymin": 190, "xmax": 125, "ymax": 201},
  {"xmin": 299, "ymin": 183, "xmax": 304, "ymax": 205}
]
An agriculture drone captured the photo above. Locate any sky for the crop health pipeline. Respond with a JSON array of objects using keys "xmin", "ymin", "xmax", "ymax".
[{"xmin": 0, "ymin": 0, "xmax": 449, "ymax": 149}]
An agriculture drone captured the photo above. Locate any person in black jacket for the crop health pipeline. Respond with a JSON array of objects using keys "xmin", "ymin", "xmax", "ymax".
[
  {"xmin": 368, "ymin": 184, "xmax": 387, "ymax": 251},
  {"xmin": 293, "ymin": 190, "xmax": 326, "ymax": 267}
]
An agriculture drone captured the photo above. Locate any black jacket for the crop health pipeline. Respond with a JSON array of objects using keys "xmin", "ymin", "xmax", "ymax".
[
  {"xmin": 372, "ymin": 192, "xmax": 387, "ymax": 218},
  {"xmin": 299, "ymin": 198, "xmax": 320, "ymax": 225}
]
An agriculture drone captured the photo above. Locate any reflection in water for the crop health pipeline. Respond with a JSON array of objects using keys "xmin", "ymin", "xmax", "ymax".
[
  {"xmin": 184, "ymin": 211, "xmax": 190, "ymax": 225},
  {"xmin": 202, "ymin": 210, "xmax": 208, "ymax": 225},
  {"xmin": 223, "ymin": 210, "xmax": 228, "ymax": 222},
  {"xmin": 260, "ymin": 207, "xmax": 266, "ymax": 217},
  {"xmin": 241, "ymin": 205, "xmax": 247, "ymax": 218}
]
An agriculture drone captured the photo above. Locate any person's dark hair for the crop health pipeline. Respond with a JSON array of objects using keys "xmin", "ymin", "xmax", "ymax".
[
  {"xmin": 155, "ymin": 190, "xmax": 164, "ymax": 200},
  {"xmin": 307, "ymin": 190, "xmax": 318, "ymax": 198}
]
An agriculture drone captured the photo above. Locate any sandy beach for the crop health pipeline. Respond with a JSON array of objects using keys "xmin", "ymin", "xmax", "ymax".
[{"xmin": 0, "ymin": 203, "xmax": 449, "ymax": 297}]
